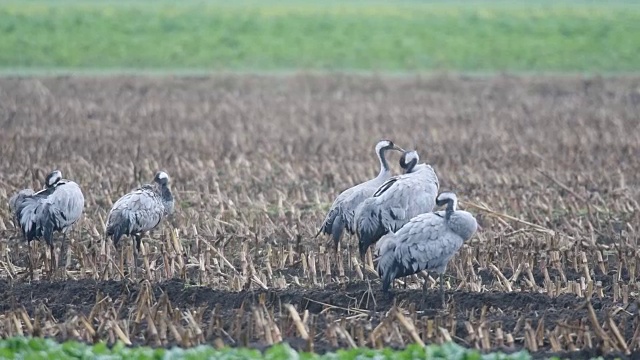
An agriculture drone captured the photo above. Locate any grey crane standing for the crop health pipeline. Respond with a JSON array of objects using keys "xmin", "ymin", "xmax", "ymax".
[
  {"xmin": 315, "ymin": 140, "xmax": 403, "ymax": 249},
  {"xmin": 354, "ymin": 150, "xmax": 439, "ymax": 260},
  {"xmin": 376, "ymin": 192, "xmax": 478, "ymax": 307},
  {"xmin": 9, "ymin": 170, "xmax": 85, "ymax": 273},
  {"xmin": 105, "ymin": 171, "xmax": 174, "ymax": 275}
]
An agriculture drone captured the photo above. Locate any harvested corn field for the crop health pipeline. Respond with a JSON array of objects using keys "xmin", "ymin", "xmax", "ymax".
[{"xmin": 0, "ymin": 74, "xmax": 639, "ymax": 359}]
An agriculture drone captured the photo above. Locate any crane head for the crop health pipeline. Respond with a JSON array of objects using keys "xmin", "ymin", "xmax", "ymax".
[
  {"xmin": 399, "ymin": 150, "xmax": 419, "ymax": 173},
  {"xmin": 154, "ymin": 171, "xmax": 170, "ymax": 186},
  {"xmin": 436, "ymin": 191, "xmax": 458, "ymax": 210},
  {"xmin": 45, "ymin": 170, "xmax": 62, "ymax": 188},
  {"xmin": 375, "ymin": 139, "xmax": 404, "ymax": 153}
]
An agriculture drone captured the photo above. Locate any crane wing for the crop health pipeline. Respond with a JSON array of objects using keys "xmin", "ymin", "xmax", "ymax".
[
  {"xmin": 9, "ymin": 189, "xmax": 35, "ymax": 214},
  {"xmin": 107, "ymin": 187, "xmax": 164, "ymax": 235},
  {"xmin": 378, "ymin": 178, "xmax": 438, "ymax": 233},
  {"xmin": 43, "ymin": 181, "xmax": 85, "ymax": 231},
  {"xmin": 395, "ymin": 214, "xmax": 462, "ymax": 276},
  {"xmin": 341, "ymin": 184, "xmax": 378, "ymax": 234},
  {"xmin": 372, "ymin": 176, "xmax": 399, "ymax": 197},
  {"xmin": 315, "ymin": 184, "xmax": 359, "ymax": 247}
]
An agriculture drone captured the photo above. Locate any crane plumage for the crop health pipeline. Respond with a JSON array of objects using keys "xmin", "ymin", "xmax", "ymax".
[
  {"xmin": 106, "ymin": 171, "xmax": 174, "ymax": 255},
  {"xmin": 354, "ymin": 150, "xmax": 439, "ymax": 259},
  {"xmin": 376, "ymin": 192, "xmax": 478, "ymax": 306},
  {"xmin": 9, "ymin": 170, "xmax": 85, "ymax": 272},
  {"xmin": 315, "ymin": 140, "xmax": 403, "ymax": 249},
  {"xmin": 9, "ymin": 189, "xmax": 35, "ymax": 217},
  {"xmin": 9, "ymin": 170, "xmax": 61, "ymax": 215}
]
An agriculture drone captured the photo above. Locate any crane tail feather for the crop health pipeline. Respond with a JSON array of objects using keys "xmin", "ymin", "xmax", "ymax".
[
  {"xmin": 15, "ymin": 196, "xmax": 44, "ymax": 242},
  {"xmin": 331, "ymin": 216, "xmax": 345, "ymax": 250},
  {"xmin": 106, "ymin": 216, "xmax": 130, "ymax": 247},
  {"xmin": 378, "ymin": 256, "xmax": 397, "ymax": 293},
  {"xmin": 41, "ymin": 206, "xmax": 57, "ymax": 247},
  {"xmin": 357, "ymin": 223, "xmax": 387, "ymax": 260}
]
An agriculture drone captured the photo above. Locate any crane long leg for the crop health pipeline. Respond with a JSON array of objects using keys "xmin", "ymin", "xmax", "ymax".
[
  {"xmin": 60, "ymin": 233, "xmax": 67, "ymax": 269},
  {"xmin": 49, "ymin": 242, "xmax": 56, "ymax": 278},
  {"xmin": 133, "ymin": 234, "xmax": 142, "ymax": 279},
  {"xmin": 27, "ymin": 240, "xmax": 33, "ymax": 281},
  {"xmin": 439, "ymin": 273, "xmax": 445, "ymax": 308},
  {"xmin": 118, "ymin": 242, "xmax": 125, "ymax": 278}
]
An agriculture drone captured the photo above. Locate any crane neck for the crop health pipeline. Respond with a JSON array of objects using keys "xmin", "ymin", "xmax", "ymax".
[
  {"xmin": 404, "ymin": 159, "xmax": 419, "ymax": 174},
  {"xmin": 159, "ymin": 184, "xmax": 173, "ymax": 202},
  {"xmin": 376, "ymin": 148, "xmax": 390, "ymax": 178},
  {"xmin": 157, "ymin": 184, "xmax": 175, "ymax": 215},
  {"xmin": 444, "ymin": 198, "xmax": 457, "ymax": 221}
]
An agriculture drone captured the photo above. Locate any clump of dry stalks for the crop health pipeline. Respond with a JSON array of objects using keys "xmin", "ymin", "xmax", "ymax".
[{"xmin": 0, "ymin": 75, "xmax": 638, "ymax": 357}]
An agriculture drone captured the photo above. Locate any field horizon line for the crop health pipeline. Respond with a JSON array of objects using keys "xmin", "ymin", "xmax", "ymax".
[{"xmin": 2, "ymin": 68, "xmax": 640, "ymax": 79}]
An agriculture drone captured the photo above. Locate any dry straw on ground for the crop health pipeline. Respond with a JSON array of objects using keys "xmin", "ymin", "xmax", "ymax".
[{"xmin": 0, "ymin": 74, "xmax": 639, "ymax": 358}]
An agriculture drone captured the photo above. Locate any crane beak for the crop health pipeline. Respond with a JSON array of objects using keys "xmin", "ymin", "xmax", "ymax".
[{"xmin": 392, "ymin": 145, "xmax": 404, "ymax": 152}]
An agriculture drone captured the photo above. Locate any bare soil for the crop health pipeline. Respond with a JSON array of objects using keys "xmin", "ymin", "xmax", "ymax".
[{"xmin": 0, "ymin": 277, "xmax": 632, "ymax": 357}]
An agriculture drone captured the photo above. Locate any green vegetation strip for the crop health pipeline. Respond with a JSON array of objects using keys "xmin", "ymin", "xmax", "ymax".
[
  {"xmin": 1, "ymin": 1, "xmax": 640, "ymax": 72},
  {"xmin": 0, "ymin": 337, "xmax": 541, "ymax": 360}
]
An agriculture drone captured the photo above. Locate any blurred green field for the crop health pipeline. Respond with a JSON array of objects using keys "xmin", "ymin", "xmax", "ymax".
[{"xmin": 1, "ymin": 0, "xmax": 640, "ymax": 72}]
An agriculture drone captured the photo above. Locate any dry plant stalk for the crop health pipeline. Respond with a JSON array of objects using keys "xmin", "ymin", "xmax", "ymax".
[
  {"xmin": 393, "ymin": 308, "xmax": 425, "ymax": 347},
  {"xmin": 461, "ymin": 200, "xmax": 555, "ymax": 235},
  {"xmin": 285, "ymin": 304, "xmax": 309, "ymax": 340}
]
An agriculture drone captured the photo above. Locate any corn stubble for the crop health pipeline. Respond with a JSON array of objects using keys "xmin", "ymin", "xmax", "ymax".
[{"xmin": 0, "ymin": 75, "xmax": 639, "ymax": 357}]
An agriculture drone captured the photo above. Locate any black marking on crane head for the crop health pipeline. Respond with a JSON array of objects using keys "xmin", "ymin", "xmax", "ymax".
[
  {"xmin": 436, "ymin": 191, "xmax": 457, "ymax": 207},
  {"xmin": 45, "ymin": 170, "xmax": 62, "ymax": 188},
  {"xmin": 154, "ymin": 171, "xmax": 170, "ymax": 186},
  {"xmin": 399, "ymin": 150, "xmax": 419, "ymax": 173}
]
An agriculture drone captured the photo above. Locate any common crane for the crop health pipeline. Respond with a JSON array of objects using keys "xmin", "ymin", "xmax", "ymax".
[
  {"xmin": 9, "ymin": 170, "xmax": 85, "ymax": 272},
  {"xmin": 316, "ymin": 140, "xmax": 403, "ymax": 249},
  {"xmin": 354, "ymin": 150, "xmax": 439, "ymax": 260},
  {"xmin": 105, "ymin": 171, "xmax": 174, "ymax": 274},
  {"xmin": 376, "ymin": 192, "xmax": 478, "ymax": 307}
]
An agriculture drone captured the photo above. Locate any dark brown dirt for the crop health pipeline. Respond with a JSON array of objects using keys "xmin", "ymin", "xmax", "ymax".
[{"xmin": 0, "ymin": 278, "xmax": 636, "ymax": 358}]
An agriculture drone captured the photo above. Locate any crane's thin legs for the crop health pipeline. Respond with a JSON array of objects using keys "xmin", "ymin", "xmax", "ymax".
[
  {"xmin": 27, "ymin": 240, "xmax": 33, "ymax": 281},
  {"xmin": 439, "ymin": 273, "xmax": 445, "ymax": 308},
  {"xmin": 134, "ymin": 234, "xmax": 142, "ymax": 279},
  {"xmin": 131, "ymin": 239, "xmax": 138, "ymax": 279},
  {"xmin": 60, "ymin": 234, "xmax": 67, "ymax": 269},
  {"xmin": 133, "ymin": 248, "xmax": 139, "ymax": 279},
  {"xmin": 49, "ymin": 243, "xmax": 56, "ymax": 279},
  {"xmin": 118, "ymin": 244, "xmax": 125, "ymax": 279}
]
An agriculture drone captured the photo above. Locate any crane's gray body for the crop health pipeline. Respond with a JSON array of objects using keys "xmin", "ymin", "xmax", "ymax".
[
  {"xmin": 376, "ymin": 194, "xmax": 478, "ymax": 293},
  {"xmin": 10, "ymin": 176, "xmax": 85, "ymax": 246},
  {"xmin": 317, "ymin": 140, "xmax": 401, "ymax": 249},
  {"xmin": 354, "ymin": 163, "xmax": 439, "ymax": 258},
  {"xmin": 106, "ymin": 172, "xmax": 174, "ymax": 251},
  {"xmin": 339, "ymin": 174, "xmax": 392, "ymax": 234}
]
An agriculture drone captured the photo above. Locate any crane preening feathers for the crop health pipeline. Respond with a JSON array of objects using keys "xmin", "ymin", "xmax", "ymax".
[
  {"xmin": 315, "ymin": 140, "xmax": 404, "ymax": 249},
  {"xmin": 354, "ymin": 149, "xmax": 440, "ymax": 260},
  {"xmin": 9, "ymin": 170, "xmax": 85, "ymax": 273}
]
